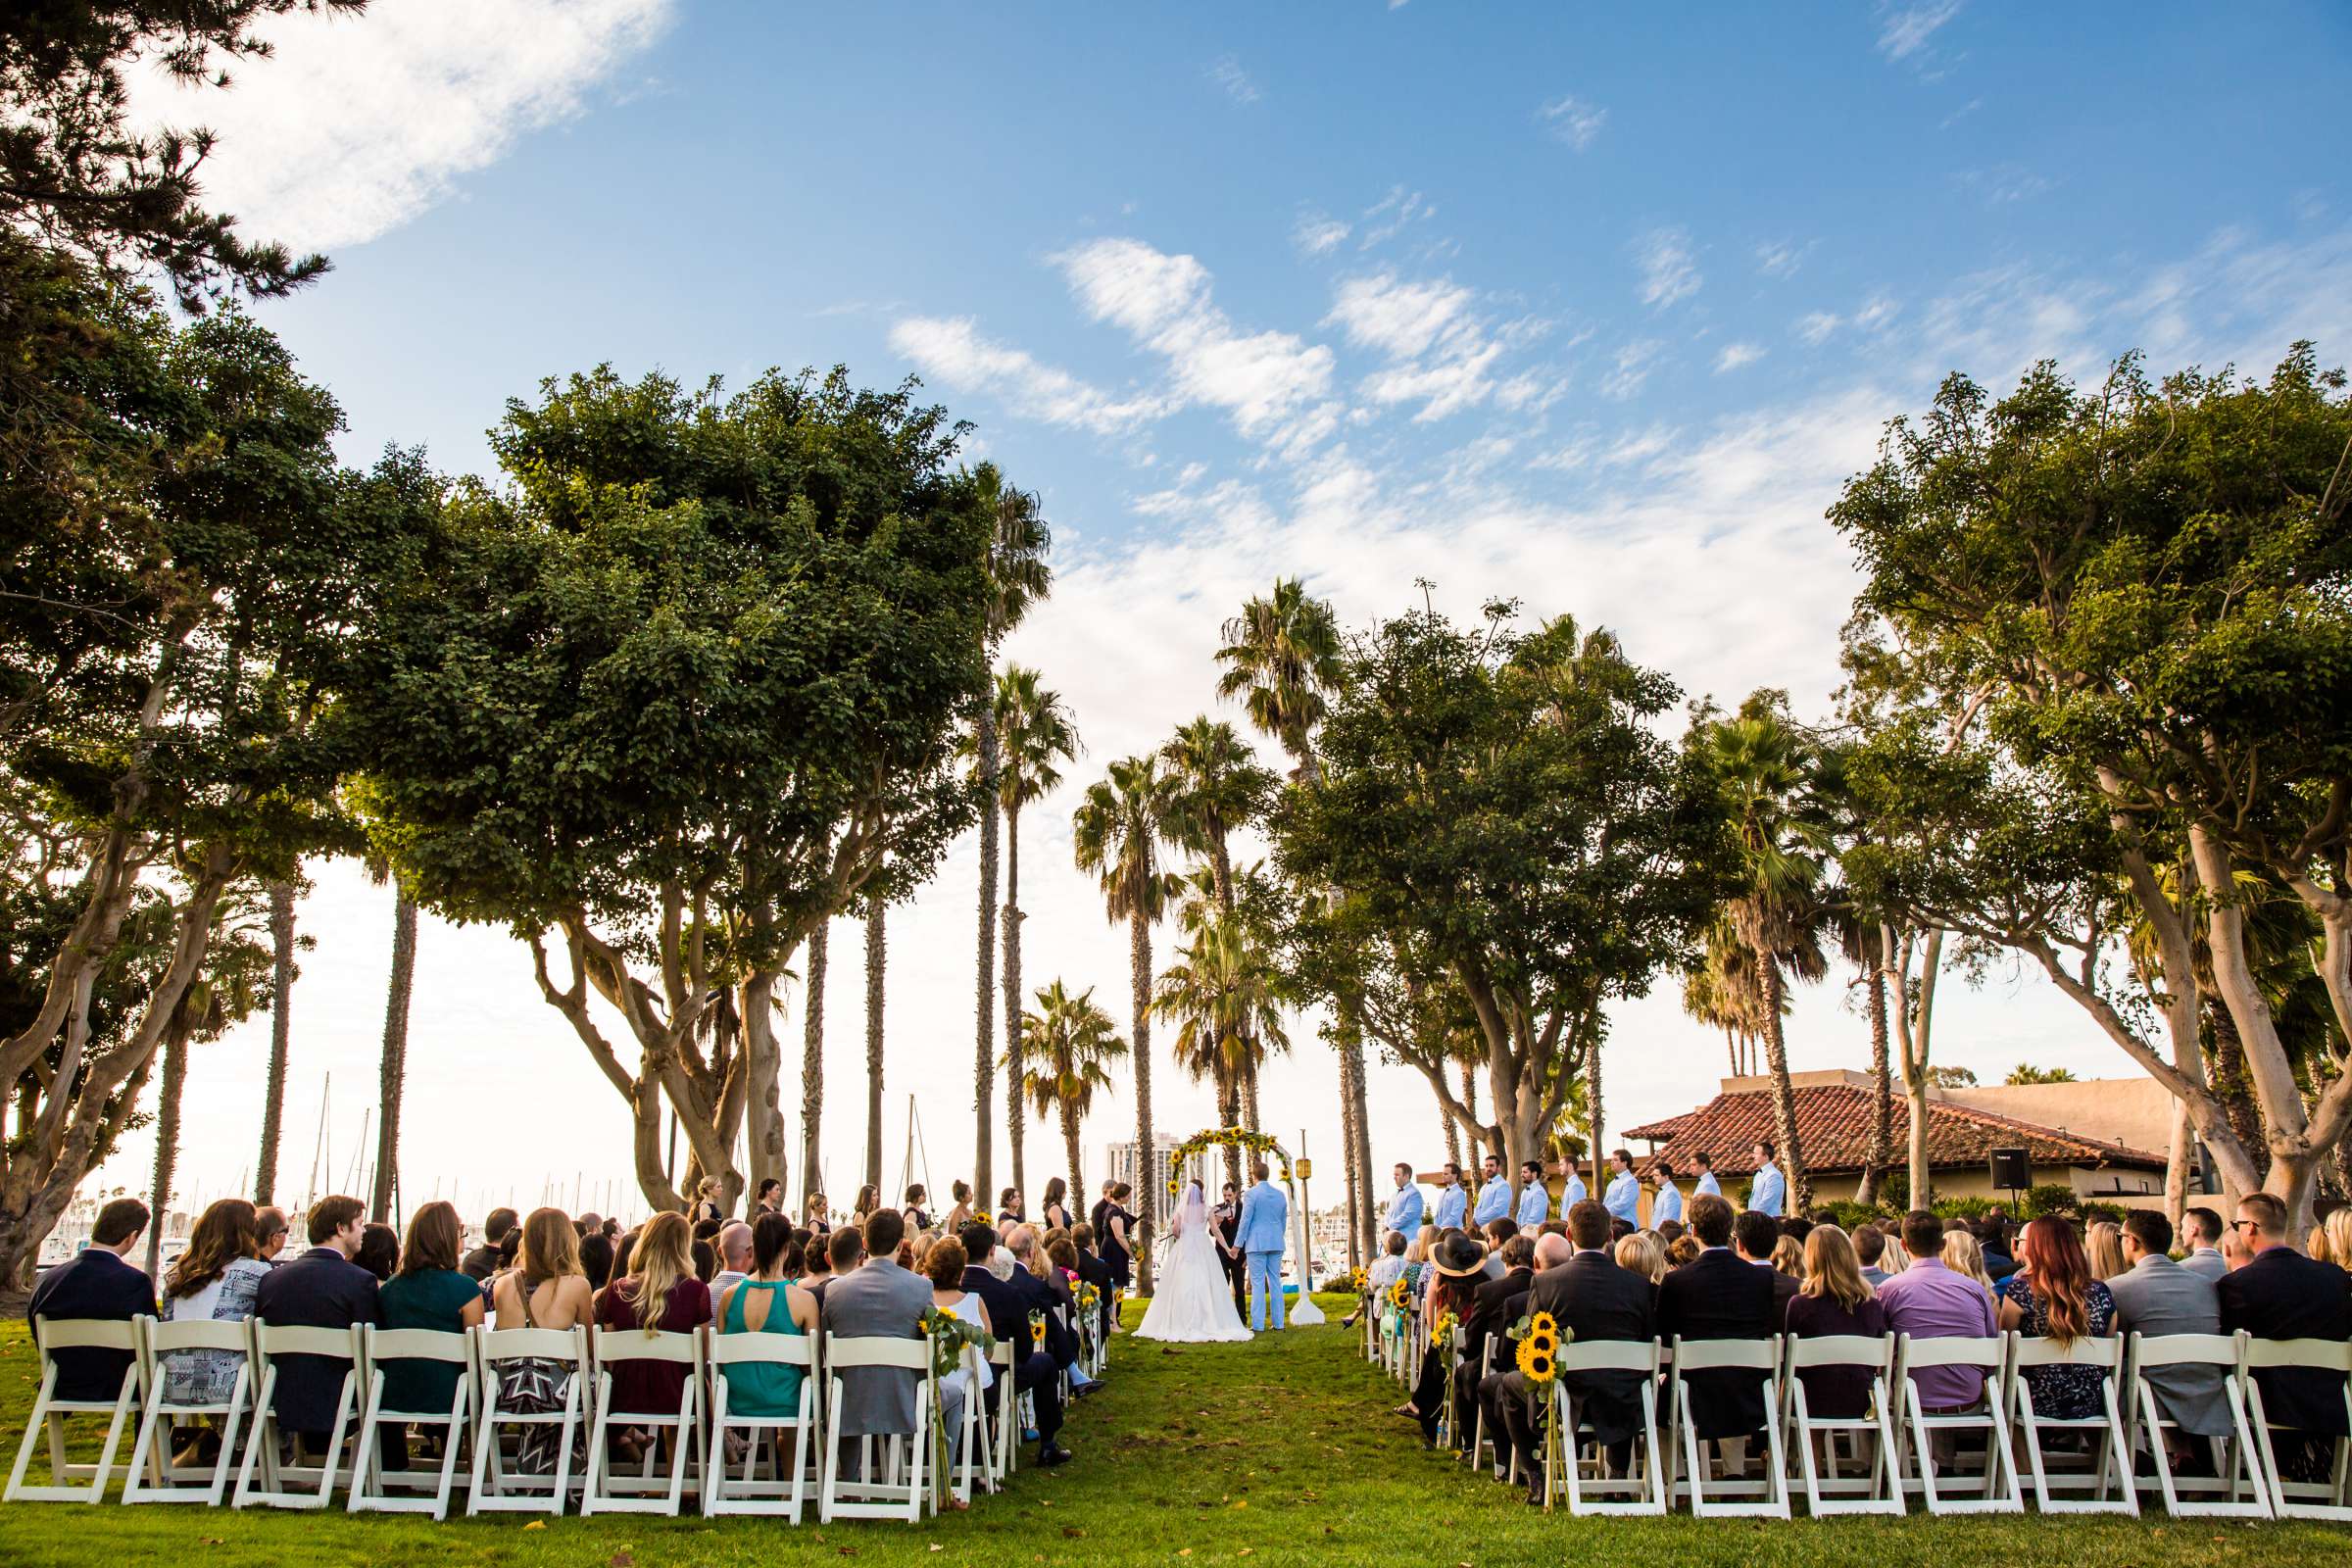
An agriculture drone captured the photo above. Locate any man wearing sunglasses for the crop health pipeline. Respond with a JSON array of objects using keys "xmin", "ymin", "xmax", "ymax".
[{"xmin": 2215, "ymin": 1193, "xmax": 2351, "ymax": 1452}]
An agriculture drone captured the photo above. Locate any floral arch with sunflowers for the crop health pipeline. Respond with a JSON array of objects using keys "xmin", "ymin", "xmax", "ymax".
[{"xmin": 1160, "ymin": 1125, "xmax": 1324, "ymax": 1324}]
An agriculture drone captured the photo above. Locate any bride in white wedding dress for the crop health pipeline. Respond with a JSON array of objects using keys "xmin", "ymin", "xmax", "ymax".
[{"xmin": 1135, "ymin": 1180, "xmax": 1252, "ymax": 1343}]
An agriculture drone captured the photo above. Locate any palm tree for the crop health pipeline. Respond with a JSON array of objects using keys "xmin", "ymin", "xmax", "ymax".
[
  {"xmin": 1155, "ymin": 906, "xmax": 1293, "ymax": 1191},
  {"xmin": 1160, "ymin": 717, "xmax": 1277, "ymax": 1126},
  {"xmin": 993, "ymin": 665, "xmax": 1080, "ymax": 1204},
  {"xmin": 801, "ymin": 916, "xmax": 829, "ymax": 1214},
  {"xmin": 1216, "ymin": 579, "xmax": 1366, "ymax": 1234},
  {"xmin": 968, "ymin": 466, "xmax": 1053, "ymax": 1210},
  {"xmin": 1071, "ymin": 753, "xmax": 1179, "ymax": 1291},
  {"xmin": 254, "ymin": 879, "xmax": 298, "ymax": 1203},
  {"xmin": 1013, "ymin": 980, "xmax": 1128, "ymax": 1206},
  {"xmin": 370, "ymin": 881, "xmax": 418, "ymax": 1221},
  {"xmin": 862, "ymin": 886, "xmax": 887, "ymax": 1194},
  {"xmin": 1703, "ymin": 698, "xmax": 1834, "ymax": 1211}
]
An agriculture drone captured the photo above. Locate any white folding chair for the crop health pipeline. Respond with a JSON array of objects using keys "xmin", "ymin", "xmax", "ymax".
[
  {"xmin": 945, "ymin": 1343, "xmax": 997, "ymax": 1503},
  {"xmin": 1665, "ymin": 1335, "xmax": 1788, "ymax": 1517},
  {"xmin": 2240, "ymin": 1338, "xmax": 2352, "ymax": 1522},
  {"xmin": 2123, "ymin": 1331, "xmax": 2269, "ymax": 1518},
  {"xmin": 346, "ymin": 1326, "xmax": 473, "ymax": 1520},
  {"xmin": 1780, "ymin": 1334, "xmax": 1903, "ymax": 1516},
  {"xmin": 1466, "ymin": 1338, "xmax": 1499, "ymax": 1473},
  {"xmin": 989, "ymin": 1339, "xmax": 1019, "ymax": 1484},
  {"xmin": 581, "ymin": 1326, "xmax": 704, "ymax": 1515},
  {"xmin": 1552, "ymin": 1338, "xmax": 1667, "ymax": 1515},
  {"xmin": 232, "ymin": 1320, "xmax": 362, "ymax": 1509},
  {"xmin": 6, "ymin": 1316, "xmax": 140, "ymax": 1502},
  {"xmin": 1892, "ymin": 1333, "xmax": 2023, "ymax": 1515},
  {"xmin": 122, "ymin": 1316, "xmax": 251, "ymax": 1505},
  {"xmin": 817, "ymin": 1335, "xmax": 933, "ymax": 1523},
  {"xmin": 2008, "ymin": 1334, "xmax": 2136, "ymax": 1514},
  {"xmin": 467, "ymin": 1325, "xmax": 588, "ymax": 1515},
  {"xmin": 702, "ymin": 1328, "xmax": 818, "ymax": 1519}
]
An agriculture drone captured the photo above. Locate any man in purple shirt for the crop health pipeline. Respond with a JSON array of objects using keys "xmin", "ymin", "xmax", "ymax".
[{"xmin": 1876, "ymin": 1209, "xmax": 1997, "ymax": 1409}]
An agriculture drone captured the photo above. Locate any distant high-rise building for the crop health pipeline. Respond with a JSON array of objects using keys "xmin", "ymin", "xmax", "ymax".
[{"xmin": 1104, "ymin": 1132, "xmax": 1200, "ymax": 1206}]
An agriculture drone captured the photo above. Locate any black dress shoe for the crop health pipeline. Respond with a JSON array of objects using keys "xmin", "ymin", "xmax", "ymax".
[
  {"xmin": 1039, "ymin": 1445, "xmax": 1075, "ymax": 1467},
  {"xmin": 1075, "ymin": 1379, "xmax": 1107, "ymax": 1397}
]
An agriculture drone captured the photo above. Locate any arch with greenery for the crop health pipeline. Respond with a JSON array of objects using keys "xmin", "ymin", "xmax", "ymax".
[{"xmin": 1159, "ymin": 1125, "xmax": 1323, "ymax": 1324}]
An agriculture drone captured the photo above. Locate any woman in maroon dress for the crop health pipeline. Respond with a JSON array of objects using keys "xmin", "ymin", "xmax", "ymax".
[{"xmin": 593, "ymin": 1210, "xmax": 711, "ymax": 1460}]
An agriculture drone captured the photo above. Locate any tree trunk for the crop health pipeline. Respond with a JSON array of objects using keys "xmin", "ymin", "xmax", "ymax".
[
  {"xmin": 800, "ymin": 918, "xmax": 828, "ymax": 1214},
  {"xmin": 1341, "ymin": 1017, "xmax": 1376, "ymax": 1256},
  {"xmin": 370, "ymin": 888, "xmax": 417, "ymax": 1221},
  {"xmin": 1338, "ymin": 1046, "xmax": 1363, "ymax": 1269},
  {"xmin": 1757, "ymin": 957, "xmax": 1809, "ymax": 1210},
  {"xmin": 744, "ymin": 965, "xmax": 786, "ymax": 1203},
  {"xmin": 2204, "ymin": 1005, "xmax": 2265, "ymax": 1163},
  {"xmin": 1588, "ymin": 1043, "xmax": 1604, "ymax": 1186},
  {"xmin": 1128, "ymin": 906, "xmax": 1155, "ymax": 1293},
  {"xmin": 1441, "ymin": 1099, "xmax": 1461, "ymax": 1168},
  {"xmin": 1002, "ymin": 804, "xmax": 1025, "ymax": 1203},
  {"xmin": 2163, "ymin": 1095, "xmax": 2195, "ymax": 1231},
  {"xmin": 1061, "ymin": 1098, "xmax": 1084, "ymax": 1214},
  {"xmin": 1241, "ymin": 1070, "xmax": 1262, "ymax": 1133},
  {"xmin": 1857, "ymin": 956, "xmax": 1893, "ymax": 1206},
  {"xmin": 143, "ymin": 1015, "xmax": 192, "ymax": 1280},
  {"xmin": 256, "ymin": 879, "xmax": 296, "ymax": 1204},
  {"xmin": 1892, "ymin": 927, "xmax": 1942, "ymax": 1207},
  {"xmin": 973, "ymin": 704, "xmax": 1001, "ymax": 1207},
  {"xmin": 1222, "ymin": 1075, "xmax": 1246, "ymax": 1193},
  {"xmin": 863, "ymin": 890, "xmax": 887, "ymax": 1194}
]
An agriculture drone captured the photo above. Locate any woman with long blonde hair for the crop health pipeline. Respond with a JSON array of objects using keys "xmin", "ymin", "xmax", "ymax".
[
  {"xmin": 1770, "ymin": 1233, "xmax": 1805, "ymax": 1280},
  {"xmin": 1615, "ymin": 1230, "xmax": 1667, "ymax": 1285},
  {"xmin": 1941, "ymin": 1229, "xmax": 1996, "ymax": 1299},
  {"xmin": 593, "ymin": 1211, "xmax": 712, "ymax": 1458},
  {"xmin": 2084, "ymin": 1219, "xmax": 2128, "ymax": 1281},
  {"xmin": 1785, "ymin": 1225, "xmax": 1887, "ymax": 1420}
]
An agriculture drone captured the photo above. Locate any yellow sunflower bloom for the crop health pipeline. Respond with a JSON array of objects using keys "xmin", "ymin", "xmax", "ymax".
[{"xmin": 1529, "ymin": 1310, "xmax": 1559, "ymax": 1339}]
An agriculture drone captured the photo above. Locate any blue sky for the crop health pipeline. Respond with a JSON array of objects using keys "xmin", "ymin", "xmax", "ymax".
[{"xmin": 100, "ymin": 2, "xmax": 2352, "ymax": 1218}]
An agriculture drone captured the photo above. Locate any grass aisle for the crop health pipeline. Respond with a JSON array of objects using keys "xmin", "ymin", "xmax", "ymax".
[{"xmin": 0, "ymin": 1303, "xmax": 2343, "ymax": 1566}]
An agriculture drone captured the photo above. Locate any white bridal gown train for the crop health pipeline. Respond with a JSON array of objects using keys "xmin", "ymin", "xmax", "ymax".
[{"xmin": 1135, "ymin": 1183, "xmax": 1253, "ymax": 1343}]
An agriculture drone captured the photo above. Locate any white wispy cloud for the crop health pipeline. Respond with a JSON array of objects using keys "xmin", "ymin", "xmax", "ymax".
[
  {"xmin": 1207, "ymin": 54, "xmax": 1262, "ymax": 105},
  {"xmin": 1877, "ymin": 0, "xmax": 1963, "ymax": 61},
  {"xmin": 1795, "ymin": 311, "xmax": 1842, "ymax": 345},
  {"xmin": 1537, "ymin": 94, "xmax": 1607, "ymax": 151},
  {"xmin": 1357, "ymin": 185, "xmax": 1432, "ymax": 250},
  {"xmin": 1634, "ymin": 226, "xmax": 1702, "ymax": 310},
  {"xmin": 1714, "ymin": 341, "xmax": 1767, "ymax": 373},
  {"xmin": 1793, "ymin": 295, "xmax": 1899, "ymax": 346},
  {"xmin": 1601, "ymin": 338, "xmax": 1663, "ymax": 399},
  {"xmin": 1957, "ymin": 166, "xmax": 2056, "ymax": 207},
  {"xmin": 887, "ymin": 316, "xmax": 1170, "ymax": 435},
  {"xmin": 1326, "ymin": 272, "xmax": 1478, "ymax": 360},
  {"xmin": 130, "ymin": 0, "xmax": 673, "ymax": 252},
  {"xmin": 1755, "ymin": 240, "xmax": 1810, "ymax": 278},
  {"xmin": 1055, "ymin": 237, "xmax": 1336, "ymax": 442},
  {"xmin": 1293, "ymin": 212, "xmax": 1351, "ymax": 258}
]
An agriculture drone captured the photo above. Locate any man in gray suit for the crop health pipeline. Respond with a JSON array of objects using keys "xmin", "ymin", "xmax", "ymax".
[
  {"xmin": 2178, "ymin": 1206, "xmax": 2229, "ymax": 1283},
  {"xmin": 820, "ymin": 1210, "xmax": 946, "ymax": 1446},
  {"xmin": 2108, "ymin": 1209, "xmax": 2230, "ymax": 1446}
]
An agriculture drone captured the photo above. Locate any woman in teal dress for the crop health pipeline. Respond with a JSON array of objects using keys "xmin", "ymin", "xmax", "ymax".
[
  {"xmin": 714, "ymin": 1213, "xmax": 818, "ymax": 1417},
  {"xmin": 375, "ymin": 1201, "xmax": 487, "ymax": 1465}
]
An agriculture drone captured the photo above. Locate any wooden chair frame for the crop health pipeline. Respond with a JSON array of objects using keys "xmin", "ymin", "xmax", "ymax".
[
  {"xmin": 122, "ymin": 1315, "xmax": 250, "ymax": 1506},
  {"xmin": 702, "ymin": 1328, "xmax": 818, "ymax": 1519},
  {"xmin": 231, "ymin": 1321, "xmax": 361, "ymax": 1510},
  {"xmin": 6, "ymin": 1316, "xmax": 141, "ymax": 1503},
  {"xmin": 345, "ymin": 1325, "xmax": 474, "ymax": 1520},
  {"xmin": 2121, "ymin": 1331, "xmax": 2269, "ymax": 1519},
  {"xmin": 1779, "ymin": 1334, "xmax": 1903, "ymax": 1516}
]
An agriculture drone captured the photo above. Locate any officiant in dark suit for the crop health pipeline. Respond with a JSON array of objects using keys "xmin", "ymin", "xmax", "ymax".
[{"xmin": 1212, "ymin": 1181, "xmax": 1247, "ymax": 1317}]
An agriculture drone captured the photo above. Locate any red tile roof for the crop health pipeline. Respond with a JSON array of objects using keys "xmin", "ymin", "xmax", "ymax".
[{"xmin": 1621, "ymin": 1080, "xmax": 2165, "ymax": 1176}]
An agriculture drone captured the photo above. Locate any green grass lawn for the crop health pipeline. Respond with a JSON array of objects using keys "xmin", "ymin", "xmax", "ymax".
[{"xmin": 0, "ymin": 1298, "xmax": 2343, "ymax": 1566}]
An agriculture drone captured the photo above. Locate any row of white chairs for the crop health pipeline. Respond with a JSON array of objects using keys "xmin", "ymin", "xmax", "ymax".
[
  {"xmin": 6, "ymin": 1314, "xmax": 1030, "ymax": 1523},
  {"xmin": 1363, "ymin": 1299, "xmax": 2352, "ymax": 1522}
]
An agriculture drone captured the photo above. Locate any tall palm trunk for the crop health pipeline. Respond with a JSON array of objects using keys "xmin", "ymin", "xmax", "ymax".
[
  {"xmin": 143, "ymin": 1011, "xmax": 192, "ymax": 1279},
  {"xmin": 1061, "ymin": 1097, "xmax": 1084, "ymax": 1212},
  {"xmin": 973, "ymin": 705, "xmax": 1001, "ymax": 1205},
  {"xmin": 1220, "ymin": 1070, "xmax": 1245, "ymax": 1193},
  {"xmin": 370, "ymin": 889, "xmax": 417, "ymax": 1220},
  {"xmin": 863, "ymin": 890, "xmax": 886, "ymax": 1193},
  {"xmin": 1441, "ymin": 1102, "xmax": 1461, "ymax": 1167},
  {"xmin": 1857, "ymin": 959, "xmax": 1893, "ymax": 1206},
  {"xmin": 255, "ymin": 879, "xmax": 295, "ymax": 1203},
  {"xmin": 1339, "ymin": 1050, "xmax": 1363, "ymax": 1268},
  {"xmin": 1002, "ymin": 801, "xmax": 1026, "ymax": 1201},
  {"xmin": 800, "ymin": 918, "xmax": 828, "ymax": 1213},
  {"xmin": 1339, "ymin": 1011, "xmax": 1376, "ymax": 1259},
  {"xmin": 1128, "ymin": 906, "xmax": 1156, "ymax": 1293},
  {"xmin": 1587, "ymin": 1044, "xmax": 1603, "ymax": 1187},
  {"xmin": 1757, "ymin": 957, "xmax": 1809, "ymax": 1210}
]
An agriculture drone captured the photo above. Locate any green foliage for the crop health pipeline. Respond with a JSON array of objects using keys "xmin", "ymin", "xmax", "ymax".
[
  {"xmin": 2021, "ymin": 1183, "xmax": 2080, "ymax": 1218},
  {"xmin": 1814, "ymin": 1199, "xmax": 1890, "ymax": 1231},
  {"xmin": 1931, "ymin": 1195, "xmax": 1995, "ymax": 1220},
  {"xmin": 2082, "ymin": 1201, "xmax": 2130, "ymax": 1227},
  {"xmin": 2006, "ymin": 1063, "xmax": 2077, "ymax": 1084},
  {"xmin": 1925, "ymin": 1065, "xmax": 1978, "ymax": 1088}
]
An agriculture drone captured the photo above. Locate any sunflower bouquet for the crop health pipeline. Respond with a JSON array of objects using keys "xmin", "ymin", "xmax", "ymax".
[
  {"xmin": 1386, "ymin": 1277, "xmax": 1413, "ymax": 1311},
  {"xmin": 1028, "ymin": 1308, "xmax": 1049, "ymax": 1349},
  {"xmin": 1507, "ymin": 1309, "xmax": 1570, "ymax": 1507},
  {"xmin": 1332, "ymin": 1265, "xmax": 1369, "ymax": 1298},
  {"xmin": 917, "ymin": 1304, "xmax": 997, "ymax": 1504}
]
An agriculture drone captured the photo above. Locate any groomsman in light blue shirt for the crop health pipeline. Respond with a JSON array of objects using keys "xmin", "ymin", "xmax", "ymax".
[
  {"xmin": 1471, "ymin": 1154, "xmax": 1510, "ymax": 1228},
  {"xmin": 1747, "ymin": 1139, "xmax": 1786, "ymax": 1217},
  {"xmin": 1432, "ymin": 1162, "xmax": 1467, "ymax": 1230},
  {"xmin": 1381, "ymin": 1163, "xmax": 1425, "ymax": 1245},
  {"xmin": 1692, "ymin": 1152, "xmax": 1721, "ymax": 1198},
  {"xmin": 1602, "ymin": 1149, "xmax": 1641, "ymax": 1225},
  {"xmin": 1513, "ymin": 1160, "xmax": 1550, "ymax": 1228},
  {"xmin": 1561, "ymin": 1160, "xmax": 1589, "ymax": 1210},
  {"xmin": 1651, "ymin": 1159, "xmax": 1684, "ymax": 1224}
]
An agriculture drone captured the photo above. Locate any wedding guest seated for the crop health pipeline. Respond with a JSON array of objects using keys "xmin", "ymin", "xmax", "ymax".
[
  {"xmin": 1660, "ymin": 1196, "xmax": 1774, "ymax": 1477},
  {"xmin": 1996, "ymin": 1216, "xmax": 2115, "ymax": 1420},
  {"xmin": 156, "ymin": 1199, "xmax": 270, "ymax": 1451},
  {"xmin": 1369, "ymin": 1231, "xmax": 1409, "ymax": 1295},
  {"xmin": 463, "ymin": 1207, "xmax": 516, "ymax": 1280},
  {"xmin": 2106, "ymin": 1208, "xmax": 2228, "ymax": 1454},
  {"xmin": 1656, "ymin": 1218, "xmax": 1686, "ymax": 1245},
  {"xmin": 1452, "ymin": 1234, "xmax": 1538, "ymax": 1448},
  {"xmin": 1784, "ymin": 1225, "xmax": 1886, "ymax": 1420},
  {"xmin": 1665, "ymin": 1234, "xmax": 1701, "ymax": 1269},
  {"xmin": 375, "ymin": 1200, "xmax": 485, "ymax": 1466},
  {"xmin": 1499, "ymin": 1201, "xmax": 1654, "ymax": 1504},
  {"xmin": 1941, "ymin": 1229, "xmax": 1999, "ymax": 1300},
  {"xmin": 823, "ymin": 1209, "xmax": 944, "ymax": 1469},
  {"xmin": 1734, "ymin": 1208, "xmax": 1799, "ymax": 1326},
  {"xmin": 2085, "ymin": 1220, "xmax": 2129, "ymax": 1283},
  {"xmin": 2178, "ymin": 1207, "xmax": 2228, "ymax": 1282},
  {"xmin": 922, "ymin": 1237, "xmax": 984, "ymax": 1507},
  {"xmin": 1399, "ymin": 1233, "xmax": 1486, "ymax": 1446},
  {"xmin": 714, "ymin": 1213, "xmax": 816, "ymax": 1422},
  {"xmin": 1973, "ymin": 1214, "xmax": 2019, "ymax": 1281},
  {"xmin": 806, "ymin": 1229, "xmax": 854, "ymax": 1302},
  {"xmin": 578, "ymin": 1219, "xmax": 615, "ymax": 1290},
  {"xmin": 1006, "ymin": 1223, "xmax": 1084, "ymax": 1382},
  {"xmin": 253, "ymin": 1206, "xmax": 292, "ymax": 1264},
  {"xmin": 488, "ymin": 1209, "xmax": 595, "ymax": 1475},
  {"xmin": 1770, "ymin": 1232, "xmax": 1804, "ymax": 1282},
  {"xmin": 354, "ymin": 1222, "xmax": 400, "ymax": 1282},
  {"xmin": 253, "ymin": 1195, "xmax": 381, "ymax": 1453},
  {"xmin": 595, "ymin": 1212, "xmax": 712, "ymax": 1459},
  {"xmin": 958, "ymin": 1222, "xmax": 1059, "ymax": 1448},
  {"xmin": 710, "ymin": 1221, "xmax": 754, "ymax": 1298},
  {"xmin": 2217, "ymin": 1193, "xmax": 2351, "ymax": 1452},
  {"xmin": 1615, "ymin": 1229, "xmax": 1666, "ymax": 1286},
  {"xmin": 1878, "ymin": 1208, "xmax": 1998, "ymax": 1413},
  {"xmin": 1854, "ymin": 1224, "xmax": 1891, "ymax": 1288},
  {"xmin": 29, "ymin": 1197, "xmax": 153, "ymax": 1402}
]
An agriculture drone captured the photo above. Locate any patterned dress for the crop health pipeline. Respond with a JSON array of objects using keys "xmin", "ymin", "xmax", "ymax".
[
  {"xmin": 158, "ymin": 1257, "xmax": 270, "ymax": 1405},
  {"xmin": 1997, "ymin": 1274, "xmax": 2117, "ymax": 1420}
]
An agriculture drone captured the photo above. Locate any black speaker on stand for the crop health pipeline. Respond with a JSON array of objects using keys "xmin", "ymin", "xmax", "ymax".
[{"xmin": 1988, "ymin": 1147, "xmax": 2030, "ymax": 1211}]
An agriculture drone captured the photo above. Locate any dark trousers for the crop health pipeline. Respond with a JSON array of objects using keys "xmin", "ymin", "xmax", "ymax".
[
  {"xmin": 1492, "ymin": 1370, "xmax": 1632, "ymax": 1482},
  {"xmin": 988, "ymin": 1348, "xmax": 1062, "ymax": 1447}
]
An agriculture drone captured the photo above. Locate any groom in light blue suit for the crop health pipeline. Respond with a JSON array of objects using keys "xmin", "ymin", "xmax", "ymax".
[{"xmin": 1236, "ymin": 1161, "xmax": 1290, "ymax": 1331}]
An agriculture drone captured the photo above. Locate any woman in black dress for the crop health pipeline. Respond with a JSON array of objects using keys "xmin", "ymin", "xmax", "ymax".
[
  {"xmin": 903, "ymin": 1183, "xmax": 932, "ymax": 1232},
  {"xmin": 1040, "ymin": 1177, "xmax": 1074, "ymax": 1232}
]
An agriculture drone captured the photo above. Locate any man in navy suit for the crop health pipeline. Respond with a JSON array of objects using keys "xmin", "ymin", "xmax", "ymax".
[
  {"xmin": 2218, "ymin": 1192, "xmax": 2351, "ymax": 1445},
  {"xmin": 26, "ymin": 1198, "xmax": 154, "ymax": 1401},
  {"xmin": 253, "ymin": 1195, "xmax": 380, "ymax": 1449},
  {"xmin": 958, "ymin": 1223, "xmax": 1071, "ymax": 1468}
]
